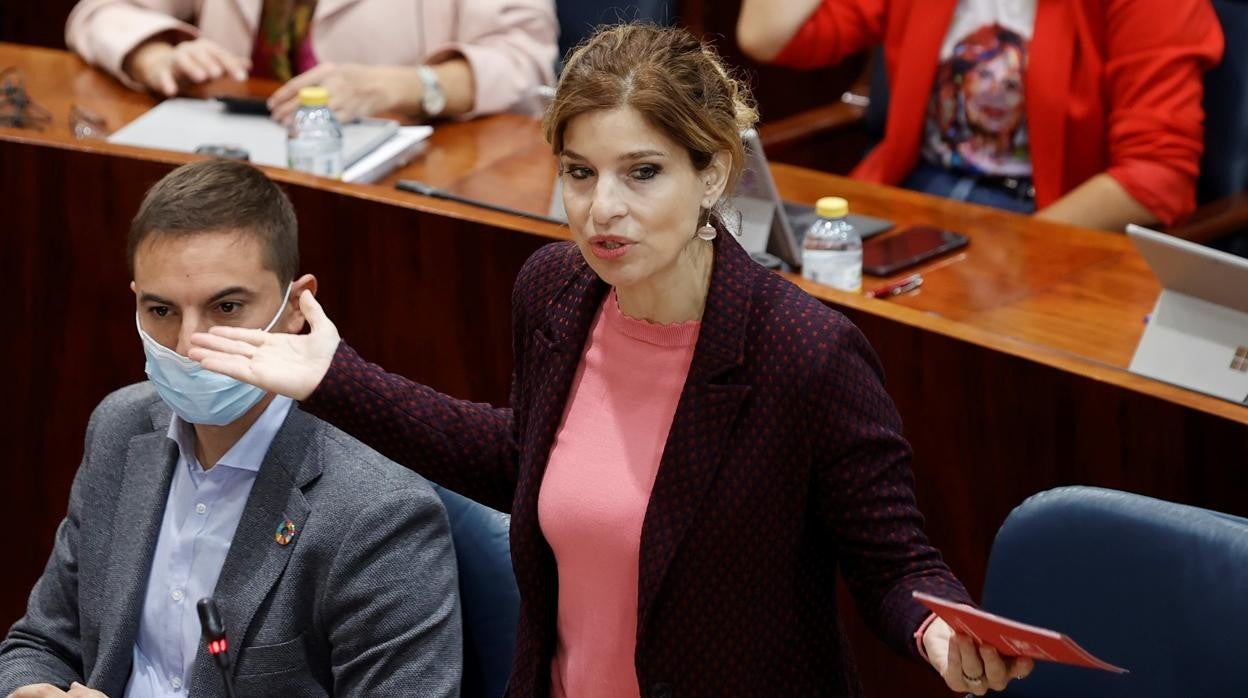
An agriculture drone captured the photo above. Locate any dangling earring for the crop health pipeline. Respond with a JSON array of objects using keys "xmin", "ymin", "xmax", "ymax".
[{"xmin": 696, "ymin": 211, "xmax": 717, "ymax": 241}]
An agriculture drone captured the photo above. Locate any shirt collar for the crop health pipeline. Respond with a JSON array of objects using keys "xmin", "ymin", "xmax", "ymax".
[{"xmin": 166, "ymin": 396, "xmax": 295, "ymax": 473}]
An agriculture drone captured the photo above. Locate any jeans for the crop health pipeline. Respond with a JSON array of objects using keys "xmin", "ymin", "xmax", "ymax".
[{"xmin": 902, "ymin": 161, "xmax": 1037, "ymax": 215}]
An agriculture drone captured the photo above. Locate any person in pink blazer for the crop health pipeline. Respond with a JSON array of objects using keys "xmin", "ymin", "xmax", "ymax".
[{"xmin": 65, "ymin": 0, "xmax": 558, "ymax": 123}]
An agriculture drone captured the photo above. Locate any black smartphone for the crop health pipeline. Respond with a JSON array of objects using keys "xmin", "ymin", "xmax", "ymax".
[
  {"xmin": 215, "ymin": 96, "xmax": 271, "ymax": 117},
  {"xmin": 863, "ymin": 225, "xmax": 969, "ymax": 276}
]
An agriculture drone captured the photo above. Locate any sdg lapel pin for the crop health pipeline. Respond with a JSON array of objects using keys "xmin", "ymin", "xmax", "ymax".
[{"xmin": 275, "ymin": 518, "xmax": 297, "ymax": 546}]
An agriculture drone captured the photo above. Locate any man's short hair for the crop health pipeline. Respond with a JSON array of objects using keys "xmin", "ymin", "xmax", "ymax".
[{"xmin": 127, "ymin": 159, "xmax": 299, "ymax": 284}]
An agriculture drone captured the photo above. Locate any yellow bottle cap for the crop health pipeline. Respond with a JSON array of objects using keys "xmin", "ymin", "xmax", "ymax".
[
  {"xmin": 298, "ymin": 86, "xmax": 330, "ymax": 107},
  {"xmin": 815, "ymin": 196, "xmax": 849, "ymax": 218}
]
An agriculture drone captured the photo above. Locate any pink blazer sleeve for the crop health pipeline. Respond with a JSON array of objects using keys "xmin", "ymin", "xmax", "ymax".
[
  {"xmin": 65, "ymin": 0, "xmax": 200, "ymax": 88},
  {"xmin": 426, "ymin": 0, "xmax": 558, "ymax": 117}
]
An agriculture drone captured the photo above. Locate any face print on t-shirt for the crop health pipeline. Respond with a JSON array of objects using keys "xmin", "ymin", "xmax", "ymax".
[{"xmin": 922, "ymin": 0, "xmax": 1037, "ymax": 178}]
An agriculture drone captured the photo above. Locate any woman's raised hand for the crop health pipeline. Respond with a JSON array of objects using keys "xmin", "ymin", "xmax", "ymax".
[{"xmin": 188, "ymin": 290, "xmax": 340, "ymax": 401}]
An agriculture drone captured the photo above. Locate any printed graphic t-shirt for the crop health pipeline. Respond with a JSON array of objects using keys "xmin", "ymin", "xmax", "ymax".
[{"xmin": 921, "ymin": 0, "xmax": 1037, "ymax": 177}]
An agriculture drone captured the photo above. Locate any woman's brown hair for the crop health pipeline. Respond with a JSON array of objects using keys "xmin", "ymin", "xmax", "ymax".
[{"xmin": 544, "ymin": 23, "xmax": 758, "ymax": 196}]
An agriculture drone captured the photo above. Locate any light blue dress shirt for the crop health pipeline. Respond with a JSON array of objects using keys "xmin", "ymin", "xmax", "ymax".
[{"xmin": 124, "ymin": 396, "xmax": 293, "ymax": 698}]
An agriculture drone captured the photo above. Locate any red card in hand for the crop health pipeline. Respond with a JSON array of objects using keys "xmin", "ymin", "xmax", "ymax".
[{"xmin": 912, "ymin": 591, "xmax": 1128, "ymax": 673}]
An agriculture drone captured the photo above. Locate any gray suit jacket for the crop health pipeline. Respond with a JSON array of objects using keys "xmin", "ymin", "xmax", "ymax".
[{"xmin": 0, "ymin": 383, "xmax": 462, "ymax": 697}]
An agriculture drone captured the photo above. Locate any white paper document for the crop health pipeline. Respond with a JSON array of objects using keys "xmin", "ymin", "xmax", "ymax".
[{"xmin": 108, "ymin": 98, "xmax": 429, "ymax": 182}]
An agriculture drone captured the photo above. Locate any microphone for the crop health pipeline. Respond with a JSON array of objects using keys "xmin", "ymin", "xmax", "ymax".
[{"xmin": 197, "ymin": 598, "xmax": 239, "ymax": 698}]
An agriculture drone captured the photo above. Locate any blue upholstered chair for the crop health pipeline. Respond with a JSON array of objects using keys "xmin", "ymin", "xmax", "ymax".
[
  {"xmin": 432, "ymin": 485, "xmax": 520, "ymax": 698},
  {"xmin": 555, "ymin": 1, "xmax": 673, "ymax": 65},
  {"xmin": 980, "ymin": 486, "xmax": 1248, "ymax": 697}
]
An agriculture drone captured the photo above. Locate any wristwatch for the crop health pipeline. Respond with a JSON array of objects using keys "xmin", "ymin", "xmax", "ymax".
[{"xmin": 417, "ymin": 64, "xmax": 446, "ymax": 118}]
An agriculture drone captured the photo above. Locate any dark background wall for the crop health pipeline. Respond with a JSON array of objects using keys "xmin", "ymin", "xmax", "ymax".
[{"xmin": 0, "ymin": 2, "xmax": 75, "ymax": 49}]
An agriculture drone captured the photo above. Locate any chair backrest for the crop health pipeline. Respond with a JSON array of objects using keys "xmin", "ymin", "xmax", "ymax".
[
  {"xmin": 864, "ymin": 46, "xmax": 890, "ymax": 146},
  {"xmin": 554, "ymin": 1, "xmax": 673, "ymax": 66},
  {"xmin": 981, "ymin": 486, "xmax": 1248, "ymax": 698},
  {"xmin": 432, "ymin": 485, "xmax": 520, "ymax": 698},
  {"xmin": 1200, "ymin": 0, "xmax": 1248, "ymax": 202}
]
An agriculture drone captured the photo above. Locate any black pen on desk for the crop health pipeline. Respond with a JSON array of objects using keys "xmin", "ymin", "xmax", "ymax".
[
  {"xmin": 868, "ymin": 273, "xmax": 923, "ymax": 299},
  {"xmin": 396, "ymin": 179, "xmax": 566, "ymax": 225}
]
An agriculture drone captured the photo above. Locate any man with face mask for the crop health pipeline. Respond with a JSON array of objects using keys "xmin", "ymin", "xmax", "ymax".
[{"xmin": 0, "ymin": 160, "xmax": 462, "ymax": 698}]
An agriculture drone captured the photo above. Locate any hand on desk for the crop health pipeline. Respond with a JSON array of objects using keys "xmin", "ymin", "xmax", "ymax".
[
  {"xmin": 923, "ymin": 617, "xmax": 1035, "ymax": 695},
  {"xmin": 125, "ymin": 38, "xmax": 250, "ymax": 97},
  {"xmin": 8, "ymin": 682, "xmax": 108, "ymax": 698},
  {"xmin": 267, "ymin": 63, "xmax": 417, "ymax": 125},
  {"xmin": 189, "ymin": 290, "xmax": 340, "ymax": 402}
]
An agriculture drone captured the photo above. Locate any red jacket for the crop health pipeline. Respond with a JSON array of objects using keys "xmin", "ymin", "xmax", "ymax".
[
  {"xmin": 774, "ymin": 0, "xmax": 1225, "ymax": 225},
  {"xmin": 303, "ymin": 231, "xmax": 971, "ymax": 696}
]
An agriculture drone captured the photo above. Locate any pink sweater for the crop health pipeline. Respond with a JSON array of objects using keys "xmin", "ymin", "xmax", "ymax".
[{"xmin": 538, "ymin": 290, "xmax": 701, "ymax": 697}]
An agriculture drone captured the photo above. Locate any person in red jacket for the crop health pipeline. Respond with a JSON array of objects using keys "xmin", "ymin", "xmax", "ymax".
[{"xmin": 738, "ymin": 0, "xmax": 1225, "ymax": 230}]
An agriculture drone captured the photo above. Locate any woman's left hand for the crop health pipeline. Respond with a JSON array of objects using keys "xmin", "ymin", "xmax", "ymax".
[
  {"xmin": 267, "ymin": 63, "xmax": 414, "ymax": 124},
  {"xmin": 923, "ymin": 617, "xmax": 1035, "ymax": 695}
]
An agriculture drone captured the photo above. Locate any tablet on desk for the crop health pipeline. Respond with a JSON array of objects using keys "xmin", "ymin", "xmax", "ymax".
[
  {"xmin": 733, "ymin": 129, "xmax": 893, "ymax": 269},
  {"xmin": 1125, "ymin": 224, "xmax": 1248, "ymax": 404},
  {"xmin": 108, "ymin": 98, "xmax": 398, "ymax": 169}
]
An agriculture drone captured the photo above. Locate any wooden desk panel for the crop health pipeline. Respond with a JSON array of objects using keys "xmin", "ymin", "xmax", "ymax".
[{"xmin": 3, "ymin": 43, "xmax": 1246, "ymax": 698}]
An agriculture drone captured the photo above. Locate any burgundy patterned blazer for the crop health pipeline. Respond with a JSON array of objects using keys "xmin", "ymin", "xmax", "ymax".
[{"xmin": 302, "ymin": 230, "xmax": 972, "ymax": 697}]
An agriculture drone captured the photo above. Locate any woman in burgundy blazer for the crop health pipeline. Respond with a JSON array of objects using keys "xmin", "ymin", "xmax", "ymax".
[{"xmin": 191, "ymin": 23, "xmax": 1031, "ymax": 697}]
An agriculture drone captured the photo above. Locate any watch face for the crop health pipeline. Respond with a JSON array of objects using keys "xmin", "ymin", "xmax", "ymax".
[
  {"xmin": 421, "ymin": 67, "xmax": 446, "ymax": 117},
  {"xmin": 424, "ymin": 89, "xmax": 446, "ymax": 116}
]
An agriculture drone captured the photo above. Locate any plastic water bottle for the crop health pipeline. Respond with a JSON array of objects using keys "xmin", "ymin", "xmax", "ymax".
[
  {"xmin": 287, "ymin": 86, "xmax": 344, "ymax": 179},
  {"xmin": 801, "ymin": 196, "xmax": 862, "ymax": 292}
]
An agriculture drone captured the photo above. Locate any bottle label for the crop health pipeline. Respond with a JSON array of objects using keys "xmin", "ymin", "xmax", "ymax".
[
  {"xmin": 288, "ymin": 140, "xmax": 344, "ymax": 179},
  {"xmin": 801, "ymin": 249, "xmax": 862, "ymax": 292}
]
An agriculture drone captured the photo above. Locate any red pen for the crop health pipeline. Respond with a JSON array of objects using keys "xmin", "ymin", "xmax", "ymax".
[{"xmin": 868, "ymin": 273, "xmax": 923, "ymax": 299}]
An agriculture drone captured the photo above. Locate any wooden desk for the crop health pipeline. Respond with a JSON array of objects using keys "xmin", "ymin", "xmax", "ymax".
[{"xmin": 3, "ymin": 43, "xmax": 1245, "ymax": 696}]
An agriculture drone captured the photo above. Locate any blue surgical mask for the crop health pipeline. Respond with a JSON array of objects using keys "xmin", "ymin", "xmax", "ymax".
[{"xmin": 136, "ymin": 284, "xmax": 292, "ymax": 426}]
